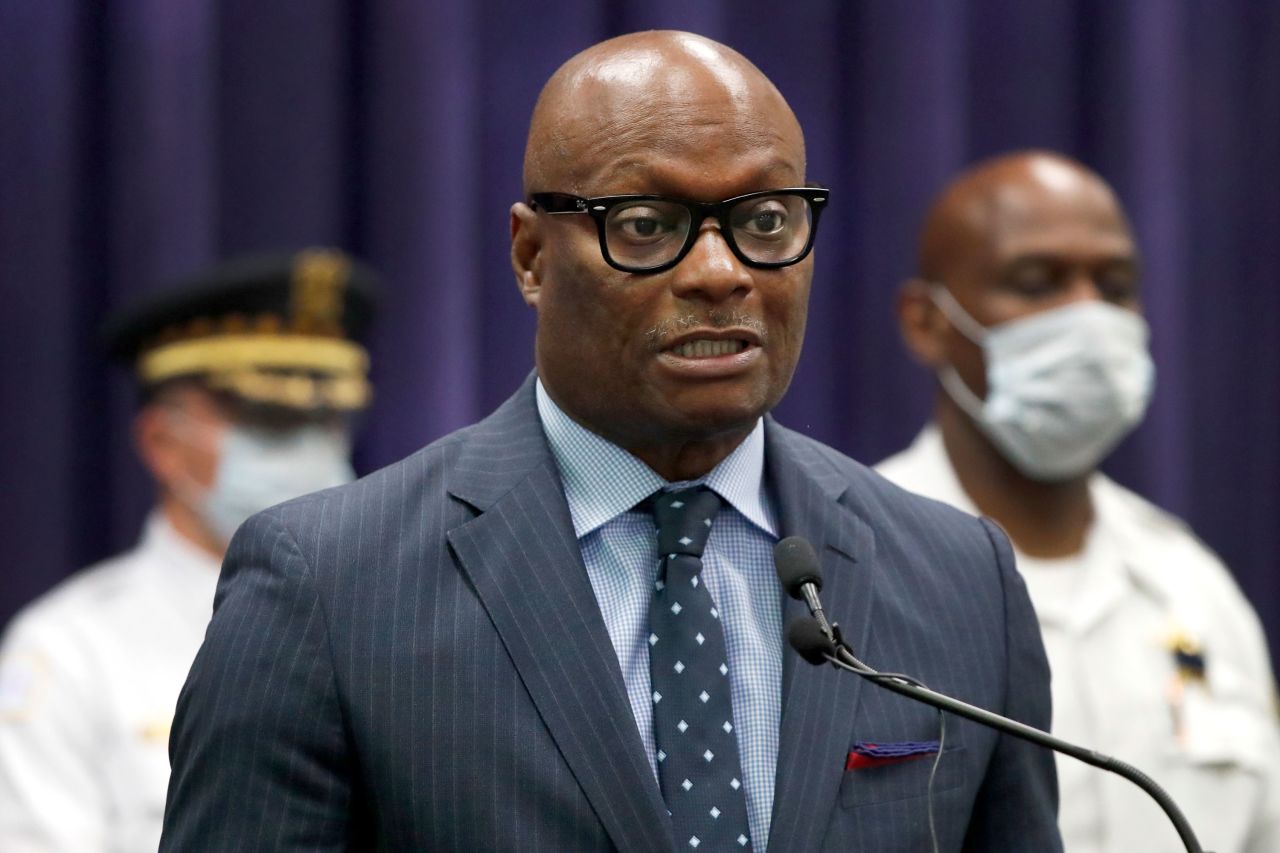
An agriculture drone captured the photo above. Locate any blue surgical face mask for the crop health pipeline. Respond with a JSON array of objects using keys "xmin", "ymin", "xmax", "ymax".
[
  {"xmin": 173, "ymin": 420, "xmax": 355, "ymax": 546},
  {"xmin": 930, "ymin": 286, "xmax": 1156, "ymax": 482}
]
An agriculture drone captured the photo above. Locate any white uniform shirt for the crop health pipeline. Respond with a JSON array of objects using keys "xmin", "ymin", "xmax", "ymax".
[
  {"xmin": 877, "ymin": 426, "xmax": 1280, "ymax": 853},
  {"xmin": 0, "ymin": 513, "xmax": 219, "ymax": 853}
]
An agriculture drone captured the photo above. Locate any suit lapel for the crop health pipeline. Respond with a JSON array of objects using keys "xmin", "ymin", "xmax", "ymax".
[
  {"xmin": 445, "ymin": 379, "xmax": 672, "ymax": 853},
  {"xmin": 764, "ymin": 421, "xmax": 878, "ymax": 853}
]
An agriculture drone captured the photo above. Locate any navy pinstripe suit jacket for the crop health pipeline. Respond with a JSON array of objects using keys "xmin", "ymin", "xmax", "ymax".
[{"xmin": 162, "ymin": 377, "xmax": 1061, "ymax": 851}]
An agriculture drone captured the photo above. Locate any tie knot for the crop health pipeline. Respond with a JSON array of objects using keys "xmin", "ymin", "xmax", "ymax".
[{"xmin": 653, "ymin": 486, "xmax": 722, "ymax": 558}]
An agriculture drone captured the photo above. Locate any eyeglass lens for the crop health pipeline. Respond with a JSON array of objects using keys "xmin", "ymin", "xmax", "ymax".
[{"xmin": 602, "ymin": 193, "xmax": 813, "ymax": 270}]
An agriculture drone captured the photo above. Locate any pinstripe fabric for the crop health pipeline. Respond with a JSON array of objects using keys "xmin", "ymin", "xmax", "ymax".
[
  {"xmin": 535, "ymin": 381, "xmax": 781, "ymax": 846},
  {"xmin": 161, "ymin": 375, "xmax": 1060, "ymax": 852}
]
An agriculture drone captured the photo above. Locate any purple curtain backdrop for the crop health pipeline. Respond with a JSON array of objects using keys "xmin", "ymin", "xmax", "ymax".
[{"xmin": 2, "ymin": 1, "xmax": 1278, "ymax": 668}]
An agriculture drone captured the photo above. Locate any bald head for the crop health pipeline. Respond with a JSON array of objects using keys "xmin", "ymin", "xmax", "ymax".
[
  {"xmin": 509, "ymin": 32, "xmax": 816, "ymax": 481},
  {"xmin": 897, "ymin": 149, "xmax": 1141, "ymax": 419},
  {"xmin": 918, "ymin": 151, "xmax": 1131, "ymax": 282},
  {"xmin": 522, "ymin": 31, "xmax": 804, "ymax": 196}
]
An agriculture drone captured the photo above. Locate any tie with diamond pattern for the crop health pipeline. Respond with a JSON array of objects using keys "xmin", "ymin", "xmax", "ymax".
[{"xmin": 648, "ymin": 486, "xmax": 752, "ymax": 851}]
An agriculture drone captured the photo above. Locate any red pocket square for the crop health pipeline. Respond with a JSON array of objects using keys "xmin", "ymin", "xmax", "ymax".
[{"xmin": 845, "ymin": 741, "xmax": 940, "ymax": 771}]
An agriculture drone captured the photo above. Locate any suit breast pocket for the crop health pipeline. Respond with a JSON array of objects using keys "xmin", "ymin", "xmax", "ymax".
[{"xmin": 840, "ymin": 746, "xmax": 967, "ymax": 808}]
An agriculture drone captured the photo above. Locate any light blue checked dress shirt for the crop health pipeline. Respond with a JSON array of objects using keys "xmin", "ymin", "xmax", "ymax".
[{"xmin": 535, "ymin": 380, "xmax": 783, "ymax": 848}]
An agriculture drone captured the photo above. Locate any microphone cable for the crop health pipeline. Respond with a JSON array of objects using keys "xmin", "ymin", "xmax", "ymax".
[
  {"xmin": 776, "ymin": 536, "xmax": 1211, "ymax": 853},
  {"xmin": 790, "ymin": 616, "xmax": 946, "ymax": 853}
]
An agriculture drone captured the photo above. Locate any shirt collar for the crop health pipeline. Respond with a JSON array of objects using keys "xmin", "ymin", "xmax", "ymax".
[
  {"xmin": 903, "ymin": 424, "xmax": 1163, "ymax": 627},
  {"xmin": 901, "ymin": 425, "xmax": 979, "ymax": 514},
  {"xmin": 139, "ymin": 509, "xmax": 223, "ymax": 588},
  {"xmin": 535, "ymin": 379, "xmax": 777, "ymax": 539}
]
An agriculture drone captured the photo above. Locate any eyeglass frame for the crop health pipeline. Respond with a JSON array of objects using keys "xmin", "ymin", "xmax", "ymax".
[{"xmin": 527, "ymin": 186, "xmax": 830, "ymax": 274}]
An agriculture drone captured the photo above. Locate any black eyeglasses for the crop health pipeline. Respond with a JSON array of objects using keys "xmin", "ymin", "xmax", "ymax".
[{"xmin": 528, "ymin": 187, "xmax": 829, "ymax": 274}]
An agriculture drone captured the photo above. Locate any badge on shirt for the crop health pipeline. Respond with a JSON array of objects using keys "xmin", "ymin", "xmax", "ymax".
[
  {"xmin": 1166, "ymin": 629, "xmax": 1207, "ymax": 684},
  {"xmin": 139, "ymin": 717, "xmax": 172, "ymax": 743},
  {"xmin": 1164, "ymin": 628, "xmax": 1208, "ymax": 743}
]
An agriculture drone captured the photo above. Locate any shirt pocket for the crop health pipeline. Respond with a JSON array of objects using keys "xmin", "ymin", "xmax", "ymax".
[
  {"xmin": 1153, "ymin": 694, "xmax": 1274, "ymax": 853},
  {"xmin": 1178, "ymin": 689, "xmax": 1272, "ymax": 771},
  {"xmin": 112, "ymin": 716, "xmax": 172, "ymax": 811},
  {"xmin": 101, "ymin": 717, "xmax": 171, "ymax": 853},
  {"xmin": 840, "ymin": 745, "xmax": 967, "ymax": 808}
]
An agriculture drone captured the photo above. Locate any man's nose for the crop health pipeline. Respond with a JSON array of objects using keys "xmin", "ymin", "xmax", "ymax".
[
  {"xmin": 669, "ymin": 222, "xmax": 753, "ymax": 301},
  {"xmin": 1063, "ymin": 272, "xmax": 1107, "ymax": 303}
]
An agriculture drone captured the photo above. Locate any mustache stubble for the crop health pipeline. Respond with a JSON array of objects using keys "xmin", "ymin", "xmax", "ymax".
[{"xmin": 643, "ymin": 311, "xmax": 767, "ymax": 350}]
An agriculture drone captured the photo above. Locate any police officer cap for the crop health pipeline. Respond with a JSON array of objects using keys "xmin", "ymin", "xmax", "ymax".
[{"xmin": 103, "ymin": 248, "xmax": 379, "ymax": 412}]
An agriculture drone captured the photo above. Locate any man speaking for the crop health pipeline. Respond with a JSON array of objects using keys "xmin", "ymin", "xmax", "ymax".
[{"xmin": 162, "ymin": 32, "xmax": 1061, "ymax": 851}]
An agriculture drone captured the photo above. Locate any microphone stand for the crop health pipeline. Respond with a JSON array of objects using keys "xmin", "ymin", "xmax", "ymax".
[{"xmin": 819, "ymin": 623, "xmax": 1211, "ymax": 853}]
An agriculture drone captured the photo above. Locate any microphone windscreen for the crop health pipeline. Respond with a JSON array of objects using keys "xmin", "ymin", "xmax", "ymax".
[
  {"xmin": 787, "ymin": 617, "xmax": 834, "ymax": 666},
  {"xmin": 774, "ymin": 536, "xmax": 822, "ymax": 599}
]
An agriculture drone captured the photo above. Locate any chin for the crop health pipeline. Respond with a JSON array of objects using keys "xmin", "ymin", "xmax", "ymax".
[{"xmin": 661, "ymin": 390, "xmax": 771, "ymax": 438}]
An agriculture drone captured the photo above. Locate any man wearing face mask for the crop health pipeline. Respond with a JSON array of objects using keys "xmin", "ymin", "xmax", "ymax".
[
  {"xmin": 0, "ymin": 248, "xmax": 376, "ymax": 852},
  {"xmin": 877, "ymin": 151, "xmax": 1280, "ymax": 852}
]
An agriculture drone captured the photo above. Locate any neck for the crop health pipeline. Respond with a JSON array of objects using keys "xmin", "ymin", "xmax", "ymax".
[
  {"xmin": 935, "ymin": 400, "xmax": 1094, "ymax": 558},
  {"xmin": 159, "ymin": 493, "xmax": 226, "ymax": 560},
  {"xmin": 537, "ymin": 378, "xmax": 756, "ymax": 482},
  {"xmin": 629, "ymin": 429, "xmax": 752, "ymax": 482}
]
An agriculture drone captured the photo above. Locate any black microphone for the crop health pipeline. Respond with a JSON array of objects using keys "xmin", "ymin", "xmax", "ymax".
[
  {"xmin": 773, "ymin": 537, "xmax": 835, "ymax": 642},
  {"xmin": 777, "ymin": 535, "xmax": 1212, "ymax": 853},
  {"xmin": 786, "ymin": 616, "xmax": 835, "ymax": 666}
]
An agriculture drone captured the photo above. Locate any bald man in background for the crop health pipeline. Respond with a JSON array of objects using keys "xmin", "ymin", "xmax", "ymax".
[
  {"xmin": 877, "ymin": 151, "xmax": 1280, "ymax": 852},
  {"xmin": 162, "ymin": 33, "xmax": 1061, "ymax": 852}
]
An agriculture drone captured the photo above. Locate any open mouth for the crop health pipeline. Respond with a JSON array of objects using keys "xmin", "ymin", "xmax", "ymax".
[{"xmin": 669, "ymin": 339, "xmax": 750, "ymax": 358}]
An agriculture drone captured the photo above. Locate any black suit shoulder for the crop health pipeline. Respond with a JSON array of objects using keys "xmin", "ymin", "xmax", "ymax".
[{"xmin": 765, "ymin": 419, "xmax": 1004, "ymax": 554}]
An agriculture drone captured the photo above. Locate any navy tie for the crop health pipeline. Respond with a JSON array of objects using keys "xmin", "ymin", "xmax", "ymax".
[{"xmin": 648, "ymin": 487, "xmax": 752, "ymax": 851}]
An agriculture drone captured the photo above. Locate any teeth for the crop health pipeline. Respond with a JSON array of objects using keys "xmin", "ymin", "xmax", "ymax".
[{"xmin": 673, "ymin": 339, "xmax": 747, "ymax": 358}]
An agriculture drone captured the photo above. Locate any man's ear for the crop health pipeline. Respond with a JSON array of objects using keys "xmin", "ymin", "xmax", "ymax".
[
  {"xmin": 133, "ymin": 387, "xmax": 225, "ymax": 494},
  {"xmin": 134, "ymin": 404, "xmax": 176, "ymax": 484},
  {"xmin": 897, "ymin": 278, "xmax": 949, "ymax": 368},
  {"xmin": 133, "ymin": 401, "xmax": 202, "ymax": 499},
  {"xmin": 510, "ymin": 202, "xmax": 542, "ymax": 308}
]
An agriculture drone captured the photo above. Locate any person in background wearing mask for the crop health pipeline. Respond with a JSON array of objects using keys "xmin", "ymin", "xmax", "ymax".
[
  {"xmin": 877, "ymin": 150, "xmax": 1280, "ymax": 852},
  {"xmin": 0, "ymin": 248, "xmax": 377, "ymax": 852}
]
